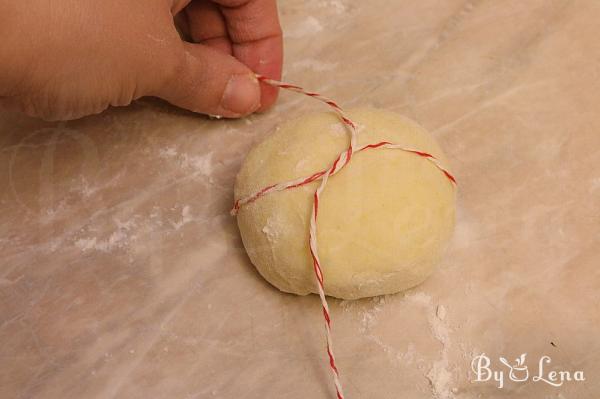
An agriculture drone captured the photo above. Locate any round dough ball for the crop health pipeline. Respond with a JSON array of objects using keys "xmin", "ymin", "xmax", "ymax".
[{"xmin": 235, "ymin": 108, "xmax": 455, "ymax": 299}]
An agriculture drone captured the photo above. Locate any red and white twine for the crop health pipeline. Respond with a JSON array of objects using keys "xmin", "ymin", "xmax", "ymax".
[{"xmin": 231, "ymin": 75, "xmax": 457, "ymax": 399}]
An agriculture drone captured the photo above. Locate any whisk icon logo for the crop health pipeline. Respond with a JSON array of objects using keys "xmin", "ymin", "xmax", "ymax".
[{"xmin": 471, "ymin": 353, "xmax": 585, "ymax": 389}]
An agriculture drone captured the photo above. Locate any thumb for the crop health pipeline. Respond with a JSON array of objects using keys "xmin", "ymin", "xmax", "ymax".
[{"xmin": 153, "ymin": 42, "xmax": 261, "ymax": 118}]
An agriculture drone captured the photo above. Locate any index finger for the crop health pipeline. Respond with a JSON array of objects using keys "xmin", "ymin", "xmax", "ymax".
[{"xmin": 214, "ymin": 0, "xmax": 283, "ymax": 111}]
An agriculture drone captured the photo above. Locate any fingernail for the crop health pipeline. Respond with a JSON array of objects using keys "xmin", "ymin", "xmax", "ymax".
[{"xmin": 221, "ymin": 74, "xmax": 260, "ymax": 116}]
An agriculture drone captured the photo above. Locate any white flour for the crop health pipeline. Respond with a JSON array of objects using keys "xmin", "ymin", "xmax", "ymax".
[
  {"xmin": 343, "ymin": 292, "xmax": 456, "ymax": 398},
  {"xmin": 284, "ymin": 16, "xmax": 323, "ymax": 39}
]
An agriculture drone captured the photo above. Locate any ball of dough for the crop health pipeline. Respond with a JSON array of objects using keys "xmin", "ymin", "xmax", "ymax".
[{"xmin": 235, "ymin": 108, "xmax": 455, "ymax": 299}]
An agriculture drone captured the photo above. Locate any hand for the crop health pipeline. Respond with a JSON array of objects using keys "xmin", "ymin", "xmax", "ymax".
[{"xmin": 0, "ymin": 0, "xmax": 283, "ymax": 120}]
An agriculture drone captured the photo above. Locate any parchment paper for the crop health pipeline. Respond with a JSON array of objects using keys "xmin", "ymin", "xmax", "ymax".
[{"xmin": 1, "ymin": 1, "xmax": 599, "ymax": 398}]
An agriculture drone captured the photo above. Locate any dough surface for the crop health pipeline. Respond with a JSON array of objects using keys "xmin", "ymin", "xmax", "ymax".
[{"xmin": 235, "ymin": 108, "xmax": 456, "ymax": 299}]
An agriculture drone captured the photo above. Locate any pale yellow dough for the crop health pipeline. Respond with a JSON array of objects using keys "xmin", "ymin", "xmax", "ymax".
[{"xmin": 235, "ymin": 108, "xmax": 456, "ymax": 299}]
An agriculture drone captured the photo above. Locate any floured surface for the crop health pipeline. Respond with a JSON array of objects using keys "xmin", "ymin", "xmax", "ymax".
[{"xmin": 1, "ymin": 1, "xmax": 599, "ymax": 398}]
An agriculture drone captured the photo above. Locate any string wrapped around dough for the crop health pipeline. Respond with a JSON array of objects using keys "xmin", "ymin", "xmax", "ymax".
[{"xmin": 231, "ymin": 75, "xmax": 457, "ymax": 399}]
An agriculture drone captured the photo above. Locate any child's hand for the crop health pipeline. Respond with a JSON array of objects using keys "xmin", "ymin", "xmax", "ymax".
[{"xmin": 0, "ymin": 0, "xmax": 283, "ymax": 120}]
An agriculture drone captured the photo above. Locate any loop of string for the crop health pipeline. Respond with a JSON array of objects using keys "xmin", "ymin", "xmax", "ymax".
[{"xmin": 232, "ymin": 74, "xmax": 457, "ymax": 399}]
